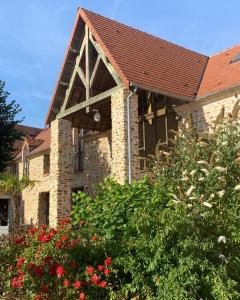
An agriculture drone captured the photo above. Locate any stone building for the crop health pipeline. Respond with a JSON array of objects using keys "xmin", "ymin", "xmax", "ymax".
[{"xmin": 1, "ymin": 8, "xmax": 240, "ymax": 229}]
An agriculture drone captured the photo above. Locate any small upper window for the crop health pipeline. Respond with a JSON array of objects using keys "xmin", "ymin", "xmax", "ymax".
[
  {"xmin": 43, "ymin": 154, "xmax": 50, "ymax": 175},
  {"xmin": 230, "ymin": 53, "xmax": 240, "ymax": 64}
]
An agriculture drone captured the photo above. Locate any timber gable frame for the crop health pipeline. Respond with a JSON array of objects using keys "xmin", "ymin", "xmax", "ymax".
[{"xmin": 55, "ymin": 23, "xmax": 122, "ymax": 122}]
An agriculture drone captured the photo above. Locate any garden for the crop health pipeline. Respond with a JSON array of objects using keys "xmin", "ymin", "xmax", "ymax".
[{"xmin": 0, "ymin": 109, "xmax": 240, "ymax": 299}]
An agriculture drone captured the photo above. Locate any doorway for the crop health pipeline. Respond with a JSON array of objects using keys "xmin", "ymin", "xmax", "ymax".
[{"xmin": 39, "ymin": 193, "xmax": 50, "ymax": 225}]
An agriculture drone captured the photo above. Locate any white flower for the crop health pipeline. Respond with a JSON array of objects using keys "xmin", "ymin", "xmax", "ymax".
[
  {"xmin": 219, "ymin": 254, "xmax": 228, "ymax": 263},
  {"xmin": 201, "ymin": 168, "xmax": 210, "ymax": 176},
  {"xmin": 217, "ymin": 190, "xmax": 225, "ymax": 198},
  {"xmin": 172, "ymin": 200, "xmax": 180, "ymax": 205},
  {"xmin": 181, "ymin": 177, "xmax": 189, "ymax": 182},
  {"xmin": 190, "ymin": 170, "xmax": 197, "ymax": 176},
  {"xmin": 185, "ymin": 185, "xmax": 195, "ymax": 197},
  {"xmin": 209, "ymin": 194, "xmax": 215, "ymax": 199},
  {"xmin": 183, "ymin": 170, "xmax": 188, "ymax": 176},
  {"xmin": 202, "ymin": 202, "xmax": 212, "ymax": 208},
  {"xmin": 234, "ymin": 185, "xmax": 240, "ymax": 191},
  {"xmin": 187, "ymin": 204, "xmax": 193, "ymax": 208},
  {"xmin": 214, "ymin": 166, "xmax": 227, "ymax": 172},
  {"xmin": 197, "ymin": 160, "xmax": 209, "ymax": 165},
  {"xmin": 218, "ymin": 236, "xmax": 227, "ymax": 244},
  {"xmin": 189, "ymin": 196, "xmax": 197, "ymax": 200},
  {"xmin": 198, "ymin": 141, "xmax": 209, "ymax": 147},
  {"xmin": 198, "ymin": 177, "xmax": 205, "ymax": 182}
]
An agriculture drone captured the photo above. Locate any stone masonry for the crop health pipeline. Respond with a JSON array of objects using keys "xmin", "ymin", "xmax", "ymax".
[
  {"xmin": 111, "ymin": 87, "xmax": 140, "ymax": 183},
  {"xmin": 50, "ymin": 119, "xmax": 74, "ymax": 227}
]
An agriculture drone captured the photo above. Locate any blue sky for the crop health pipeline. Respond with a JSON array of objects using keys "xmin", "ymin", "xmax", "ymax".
[{"xmin": 1, "ymin": 0, "xmax": 240, "ymax": 128}]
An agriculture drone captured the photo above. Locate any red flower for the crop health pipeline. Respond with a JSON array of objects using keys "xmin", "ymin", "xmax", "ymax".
[
  {"xmin": 86, "ymin": 266, "xmax": 94, "ymax": 274},
  {"xmin": 63, "ymin": 279, "xmax": 70, "ymax": 287},
  {"xmin": 79, "ymin": 292, "xmax": 86, "ymax": 300},
  {"xmin": 14, "ymin": 236, "xmax": 25, "ymax": 244},
  {"xmin": 104, "ymin": 269, "xmax": 111, "ymax": 275},
  {"xmin": 91, "ymin": 235, "xmax": 97, "ymax": 241},
  {"xmin": 49, "ymin": 228, "xmax": 57, "ymax": 236},
  {"xmin": 97, "ymin": 265, "xmax": 104, "ymax": 272},
  {"xmin": 34, "ymin": 295, "xmax": 41, "ymax": 300},
  {"xmin": 60, "ymin": 217, "xmax": 71, "ymax": 225},
  {"xmin": 55, "ymin": 241, "xmax": 61, "ymax": 249},
  {"xmin": 11, "ymin": 276, "xmax": 23, "ymax": 288},
  {"xmin": 41, "ymin": 224, "xmax": 47, "ymax": 230},
  {"xmin": 17, "ymin": 269, "xmax": 24, "ymax": 275},
  {"xmin": 40, "ymin": 234, "xmax": 51, "ymax": 243},
  {"xmin": 73, "ymin": 280, "xmax": 81, "ymax": 289},
  {"xmin": 61, "ymin": 235, "xmax": 68, "ymax": 242},
  {"xmin": 49, "ymin": 261, "xmax": 59, "ymax": 276},
  {"xmin": 99, "ymin": 281, "xmax": 107, "ymax": 288},
  {"xmin": 44, "ymin": 256, "xmax": 52, "ymax": 265},
  {"xmin": 56, "ymin": 265, "xmax": 65, "ymax": 278},
  {"xmin": 91, "ymin": 274, "xmax": 100, "ymax": 285},
  {"xmin": 16, "ymin": 258, "xmax": 25, "ymax": 268},
  {"xmin": 40, "ymin": 285, "xmax": 48, "ymax": 293},
  {"xmin": 79, "ymin": 220, "xmax": 85, "ymax": 226},
  {"xmin": 34, "ymin": 266, "xmax": 43, "ymax": 278},
  {"xmin": 28, "ymin": 227, "xmax": 38, "ymax": 235},
  {"xmin": 104, "ymin": 257, "xmax": 111, "ymax": 266}
]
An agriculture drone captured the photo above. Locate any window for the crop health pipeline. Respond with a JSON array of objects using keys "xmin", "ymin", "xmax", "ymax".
[
  {"xmin": 138, "ymin": 93, "xmax": 178, "ymax": 169},
  {"xmin": 23, "ymin": 159, "xmax": 29, "ymax": 178},
  {"xmin": 43, "ymin": 154, "xmax": 50, "ymax": 175},
  {"xmin": 74, "ymin": 129, "xmax": 84, "ymax": 171}
]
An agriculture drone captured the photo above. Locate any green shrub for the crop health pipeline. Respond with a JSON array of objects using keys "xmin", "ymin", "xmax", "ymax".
[{"xmin": 71, "ymin": 111, "xmax": 240, "ymax": 299}]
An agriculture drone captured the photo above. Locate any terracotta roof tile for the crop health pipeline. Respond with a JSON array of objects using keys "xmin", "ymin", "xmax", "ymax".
[
  {"xmin": 198, "ymin": 45, "xmax": 240, "ymax": 97},
  {"xmin": 81, "ymin": 9, "xmax": 208, "ymax": 100}
]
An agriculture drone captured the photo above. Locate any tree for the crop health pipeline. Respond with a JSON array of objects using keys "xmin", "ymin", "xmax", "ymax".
[
  {"xmin": 0, "ymin": 175, "xmax": 33, "ymax": 229},
  {"xmin": 0, "ymin": 80, "xmax": 22, "ymax": 172}
]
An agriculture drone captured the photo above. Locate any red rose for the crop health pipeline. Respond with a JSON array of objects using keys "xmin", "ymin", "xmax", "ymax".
[
  {"xmin": 49, "ymin": 228, "xmax": 57, "ymax": 236},
  {"xmin": 34, "ymin": 295, "xmax": 41, "ymax": 300},
  {"xmin": 104, "ymin": 269, "xmax": 111, "ymax": 275},
  {"xmin": 91, "ymin": 235, "xmax": 97, "ymax": 241},
  {"xmin": 104, "ymin": 257, "xmax": 111, "ymax": 266},
  {"xmin": 11, "ymin": 276, "xmax": 23, "ymax": 288},
  {"xmin": 99, "ymin": 281, "xmax": 107, "ymax": 288},
  {"xmin": 56, "ymin": 265, "xmax": 65, "ymax": 278},
  {"xmin": 14, "ymin": 236, "xmax": 25, "ymax": 244},
  {"xmin": 41, "ymin": 224, "xmax": 47, "ymax": 230},
  {"xmin": 73, "ymin": 280, "xmax": 81, "ymax": 289},
  {"xmin": 40, "ymin": 234, "xmax": 51, "ymax": 243},
  {"xmin": 97, "ymin": 265, "xmax": 104, "ymax": 272},
  {"xmin": 61, "ymin": 235, "xmax": 68, "ymax": 242},
  {"xmin": 79, "ymin": 292, "xmax": 86, "ymax": 300},
  {"xmin": 63, "ymin": 279, "xmax": 70, "ymax": 287},
  {"xmin": 34, "ymin": 266, "xmax": 43, "ymax": 278},
  {"xmin": 16, "ymin": 258, "xmax": 25, "ymax": 268},
  {"xmin": 55, "ymin": 241, "xmax": 61, "ymax": 249},
  {"xmin": 86, "ymin": 266, "xmax": 94, "ymax": 274},
  {"xmin": 91, "ymin": 274, "xmax": 99, "ymax": 285},
  {"xmin": 17, "ymin": 269, "xmax": 24, "ymax": 275},
  {"xmin": 40, "ymin": 285, "xmax": 48, "ymax": 293}
]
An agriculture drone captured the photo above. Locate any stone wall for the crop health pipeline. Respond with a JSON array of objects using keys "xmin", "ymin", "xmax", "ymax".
[
  {"xmin": 175, "ymin": 88, "xmax": 240, "ymax": 131},
  {"xmin": 111, "ymin": 88, "xmax": 140, "ymax": 183}
]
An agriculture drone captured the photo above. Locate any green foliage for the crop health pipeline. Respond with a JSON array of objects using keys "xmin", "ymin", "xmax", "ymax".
[
  {"xmin": 0, "ymin": 80, "xmax": 22, "ymax": 172},
  {"xmin": 71, "ymin": 112, "xmax": 240, "ymax": 299}
]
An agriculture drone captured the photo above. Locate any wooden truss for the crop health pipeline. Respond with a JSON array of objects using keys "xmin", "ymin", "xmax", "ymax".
[{"xmin": 57, "ymin": 25, "xmax": 122, "ymax": 120}]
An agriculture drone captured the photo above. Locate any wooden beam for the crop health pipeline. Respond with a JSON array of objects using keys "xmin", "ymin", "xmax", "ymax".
[
  {"xmin": 57, "ymin": 85, "xmax": 122, "ymax": 119},
  {"xmin": 85, "ymin": 25, "xmax": 90, "ymax": 100},
  {"xmin": 61, "ymin": 33, "xmax": 87, "ymax": 111},
  {"xmin": 89, "ymin": 34, "xmax": 122, "ymax": 85},
  {"xmin": 90, "ymin": 55, "xmax": 101, "ymax": 88}
]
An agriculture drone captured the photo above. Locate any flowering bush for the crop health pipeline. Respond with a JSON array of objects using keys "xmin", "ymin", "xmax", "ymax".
[
  {"xmin": 0, "ymin": 219, "xmax": 114, "ymax": 299},
  {"xmin": 72, "ymin": 110, "xmax": 240, "ymax": 299}
]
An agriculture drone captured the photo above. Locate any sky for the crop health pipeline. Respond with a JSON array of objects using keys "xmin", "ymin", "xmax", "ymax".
[{"xmin": 1, "ymin": 0, "xmax": 240, "ymax": 128}]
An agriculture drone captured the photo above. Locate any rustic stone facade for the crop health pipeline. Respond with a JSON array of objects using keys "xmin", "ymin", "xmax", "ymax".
[{"xmin": 5, "ymin": 86, "xmax": 240, "ymax": 227}]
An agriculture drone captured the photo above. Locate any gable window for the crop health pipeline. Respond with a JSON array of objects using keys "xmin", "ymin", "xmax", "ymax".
[
  {"xmin": 43, "ymin": 154, "xmax": 50, "ymax": 175},
  {"xmin": 138, "ymin": 93, "xmax": 178, "ymax": 169}
]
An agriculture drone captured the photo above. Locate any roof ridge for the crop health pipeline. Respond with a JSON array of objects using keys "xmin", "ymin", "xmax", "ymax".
[
  {"xmin": 80, "ymin": 7, "xmax": 208, "ymax": 59},
  {"xmin": 211, "ymin": 44, "xmax": 240, "ymax": 57}
]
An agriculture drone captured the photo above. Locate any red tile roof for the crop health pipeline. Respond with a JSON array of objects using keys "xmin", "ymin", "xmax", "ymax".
[
  {"xmin": 81, "ymin": 9, "xmax": 208, "ymax": 100},
  {"xmin": 28, "ymin": 128, "xmax": 51, "ymax": 156},
  {"xmin": 13, "ymin": 125, "xmax": 42, "ymax": 157},
  {"xmin": 198, "ymin": 45, "xmax": 240, "ymax": 98}
]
